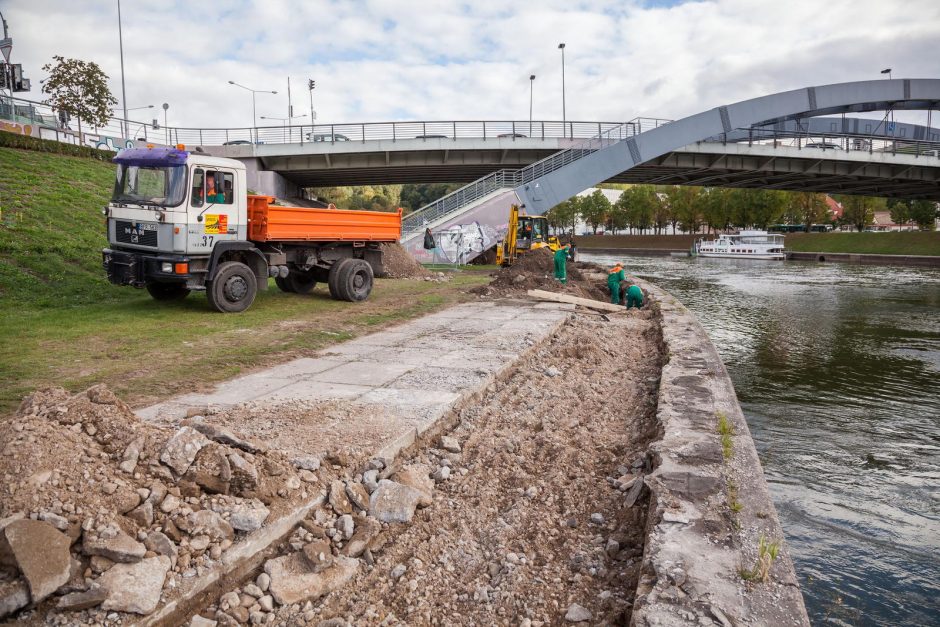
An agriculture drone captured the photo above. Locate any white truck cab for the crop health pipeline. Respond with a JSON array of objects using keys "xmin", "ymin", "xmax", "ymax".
[{"xmin": 103, "ymin": 146, "xmax": 266, "ymax": 306}]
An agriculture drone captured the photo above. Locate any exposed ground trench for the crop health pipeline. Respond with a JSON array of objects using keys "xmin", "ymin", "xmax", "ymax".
[{"xmin": 196, "ymin": 309, "xmax": 665, "ymax": 626}]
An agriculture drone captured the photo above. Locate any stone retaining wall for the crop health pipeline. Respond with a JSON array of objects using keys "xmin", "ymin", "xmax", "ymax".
[{"xmin": 630, "ymin": 278, "xmax": 810, "ymax": 626}]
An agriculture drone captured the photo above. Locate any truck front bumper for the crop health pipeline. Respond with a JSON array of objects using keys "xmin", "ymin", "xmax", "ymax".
[{"xmin": 102, "ymin": 248, "xmax": 193, "ymax": 288}]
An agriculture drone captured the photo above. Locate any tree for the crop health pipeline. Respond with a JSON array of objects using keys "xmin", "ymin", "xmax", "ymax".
[
  {"xmin": 398, "ymin": 183, "xmax": 460, "ymax": 213},
  {"xmin": 616, "ymin": 185, "xmax": 656, "ymax": 233},
  {"xmin": 910, "ymin": 199, "xmax": 938, "ymax": 231},
  {"xmin": 546, "ymin": 197, "xmax": 580, "ymax": 235},
  {"xmin": 841, "ymin": 195, "xmax": 877, "ymax": 232},
  {"xmin": 667, "ymin": 186, "xmax": 704, "ymax": 234},
  {"xmin": 790, "ymin": 192, "xmax": 829, "ymax": 232},
  {"xmin": 41, "ymin": 55, "xmax": 117, "ymax": 142},
  {"xmin": 888, "ymin": 199, "xmax": 913, "ymax": 230},
  {"xmin": 580, "ymin": 189, "xmax": 611, "ymax": 234}
]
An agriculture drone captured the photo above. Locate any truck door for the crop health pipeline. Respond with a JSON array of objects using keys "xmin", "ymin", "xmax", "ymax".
[{"xmin": 187, "ymin": 167, "xmax": 239, "ymax": 253}]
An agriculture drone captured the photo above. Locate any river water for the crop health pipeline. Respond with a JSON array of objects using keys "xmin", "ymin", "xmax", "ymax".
[{"xmin": 583, "ymin": 253, "xmax": 940, "ymax": 626}]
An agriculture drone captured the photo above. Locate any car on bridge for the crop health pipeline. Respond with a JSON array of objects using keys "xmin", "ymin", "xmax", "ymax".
[
  {"xmin": 497, "ymin": 132, "xmax": 527, "ymax": 138},
  {"xmin": 306, "ymin": 133, "xmax": 351, "ymax": 142},
  {"xmin": 414, "ymin": 134, "xmax": 448, "ymax": 139}
]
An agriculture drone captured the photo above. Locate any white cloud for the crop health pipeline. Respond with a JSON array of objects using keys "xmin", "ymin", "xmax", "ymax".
[{"xmin": 7, "ymin": 0, "xmax": 939, "ymax": 131}]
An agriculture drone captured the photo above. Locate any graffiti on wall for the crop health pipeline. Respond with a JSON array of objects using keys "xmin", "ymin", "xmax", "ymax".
[
  {"xmin": 0, "ymin": 121, "xmax": 36, "ymax": 136},
  {"xmin": 433, "ymin": 222, "xmax": 497, "ymax": 264}
]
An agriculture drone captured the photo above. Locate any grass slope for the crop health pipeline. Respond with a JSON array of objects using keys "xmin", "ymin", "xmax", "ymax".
[
  {"xmin": 0, "ymin": 146, "xmax": 120, "ymax": 306},
  {"xmin": 783, "ymin": 232, "xmax": 940, "ymax": 256},
  {"xmin": 0, "ymin": 146, "xmax": 488, "ymax": 414}
]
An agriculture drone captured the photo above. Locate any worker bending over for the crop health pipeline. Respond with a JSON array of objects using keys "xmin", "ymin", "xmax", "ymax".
[
  {"xmin": 626, "ymin": 284, "xmax": 644, "ymax": 309},
  {"xmin": 553, "ymin": 244, "xmax": 571, "ymax": 284},
  {"xmin": 607, "ymin": 263, "xmax": 626, "ymax": 304}
]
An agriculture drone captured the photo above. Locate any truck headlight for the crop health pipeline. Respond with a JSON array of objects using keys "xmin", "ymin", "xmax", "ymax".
[{"xmin": 161, "ymin": 262, "xmax": 173, "ymax": 273}]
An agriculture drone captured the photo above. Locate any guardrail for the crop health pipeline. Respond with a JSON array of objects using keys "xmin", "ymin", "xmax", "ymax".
[
  {"xmin": 401, "ymin": 117, "xmax": 674, "ymax": 236},
  {"xmin": 711, "ymin": 127, "xmax": 940, "ymax": 158}
]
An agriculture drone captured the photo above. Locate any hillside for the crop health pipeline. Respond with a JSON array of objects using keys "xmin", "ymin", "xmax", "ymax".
[{"xmin": 0, "ymin": 145, "xmax": 118, "ymax": 306}]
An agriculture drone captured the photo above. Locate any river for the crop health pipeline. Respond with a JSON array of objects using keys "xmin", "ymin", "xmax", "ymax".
[{"xmin": 582, "ymin": 253, "xmax": 940, "ymax": 626}]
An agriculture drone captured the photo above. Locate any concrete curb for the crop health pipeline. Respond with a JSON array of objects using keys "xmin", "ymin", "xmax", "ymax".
[{"xmin": 629, "ymin": 278, "xmax": 810, "ymax": 626}]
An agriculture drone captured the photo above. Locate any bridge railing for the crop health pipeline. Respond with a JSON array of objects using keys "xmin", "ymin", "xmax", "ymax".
[
  {"xmin": 167, "ymin": 119, "xmax": 628, "ymax": 147},
  {"xmin": 401, "ymin": 169, "xmax": 523, "ymax": 236},
  {"xmin": 706, "ymin": 127, "xmax": 940, "ymax": 158},
  {"xmin": 400, "ymin": 117, "xmax": 674, "ymax": 237}
]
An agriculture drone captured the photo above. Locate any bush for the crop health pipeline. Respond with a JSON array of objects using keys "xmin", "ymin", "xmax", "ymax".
[{"xmin": 0, "ymin": 130, "xmax": 114, "ymax": 161}]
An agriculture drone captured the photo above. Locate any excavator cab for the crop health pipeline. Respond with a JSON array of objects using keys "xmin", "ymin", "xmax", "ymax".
[{"xmin": 496, "ymin": 205, "xmax": 563, "ymax": 266}]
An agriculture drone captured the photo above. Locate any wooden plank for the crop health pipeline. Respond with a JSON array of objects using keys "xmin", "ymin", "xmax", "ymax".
[{"xmin": 526, "ymin": 289, "xmax": 623, "ymax": 313}]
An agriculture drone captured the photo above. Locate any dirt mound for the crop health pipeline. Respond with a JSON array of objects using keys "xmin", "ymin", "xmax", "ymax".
[
  {"xmin": 471, "ymin": 247, "xmax": 609, "ymax": 301},
  {"xmin": 380, "ymin": 243, "xmax": 431, "ymax": 279},
  {"xmin": 0, "ymin": 385, "xmax": 314, "ymax": 622}
]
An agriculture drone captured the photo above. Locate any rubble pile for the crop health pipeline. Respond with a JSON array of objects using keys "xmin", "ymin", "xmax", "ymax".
[
  {"xmin": 192, "ymin": 311, "xmax": 664, "ymax": 625},
  {"xmin": 0, "ymin": 385, "xmax": 309, "ymax": 622},
  {"xmin": 191, "ymin": 457, "xmax": 449, "ymax": 626},
  {"xmin": 471, "ymin": 248, "xmax": 609, "ymax": 301},
  {"xmin": 378, "ymin": 243, "xmax": 431, "ymax": 279}
]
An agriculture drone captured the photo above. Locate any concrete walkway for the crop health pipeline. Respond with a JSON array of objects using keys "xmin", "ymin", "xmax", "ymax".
[{"xmin": 137, "ymin": 301, "xmax": 572, "ymax": 459}]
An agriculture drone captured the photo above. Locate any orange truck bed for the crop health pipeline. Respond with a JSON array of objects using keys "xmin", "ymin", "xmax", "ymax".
[{"xmin": 247, "ymin": 195, "xmax": 402, "ymax": 242}]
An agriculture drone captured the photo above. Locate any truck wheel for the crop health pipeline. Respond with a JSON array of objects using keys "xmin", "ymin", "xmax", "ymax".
[
  {"xmin": 207, "ymin": 261, "xmax": 257, "ymax": 313},
  {"xmin": 335, "ymin": 258, "xmax": 374, "ymax": 302},
  {"xmin": 327, "ymin": 260, "xmax": 345, "ymax": 300},
  {"xmin": 146, "ymin": 282, "xmax": 190, "ymax": 301},
  {"xmin": 287, "ymin": 271, "xmax": 317, "ymax": 294},
  {"xmin": 274, "ymin": 275, "xmax": 295, "ymax": 293}
]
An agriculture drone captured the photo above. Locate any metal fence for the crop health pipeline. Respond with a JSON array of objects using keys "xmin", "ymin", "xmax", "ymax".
[
  {"xmin": 400, "ymin": 117, "xmax": 673, "ymax": 236},
  {"xmin": 711, "ymin": 127, "xmax": 940, "ymax": 158}
]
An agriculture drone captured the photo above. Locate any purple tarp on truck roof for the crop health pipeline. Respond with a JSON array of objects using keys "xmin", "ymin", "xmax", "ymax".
[{"xmin": 113, "ymin": 147, "xmax": 189, "ymax": 167}]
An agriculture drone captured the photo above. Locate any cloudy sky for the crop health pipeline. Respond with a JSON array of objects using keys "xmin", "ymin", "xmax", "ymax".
[{"xmin": 6, "ymin": 0, "xmax": 940, "ymax": 130}]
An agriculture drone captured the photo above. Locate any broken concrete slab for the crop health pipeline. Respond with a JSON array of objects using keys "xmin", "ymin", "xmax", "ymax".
[
  {"xmin": 3, "ymin": 519, "xmax": 71, "ymax": 603},
  {"xmin": 99, "ymin": 555, "xmax": 171, "ymax": 615},
  {"xmin": 82, "ymin": 527, "xmax": 146, "ymax": 563},
  {"xmin": 264, "ymin": 553, "xmax": 359, "ymax": 606},
  {"xmin": 0, "ymin": 579, "xmax": 29, "ymax": 619},
  {"xmin": 160, "ymin": 426, "xmax": 210, "ymax": 475},
  {"xmin": 369, "ymin": 480, "xmax": 425, "ymax": 523}
]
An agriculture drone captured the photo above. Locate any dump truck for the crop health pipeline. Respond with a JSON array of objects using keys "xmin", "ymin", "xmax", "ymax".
[
  {"xmin": 495, "ymin": 204, "xmax": 573, "ymax": 266},
  {"xmin": 102, "ymin": 146, "xmax": 401, "ymax": 313}
]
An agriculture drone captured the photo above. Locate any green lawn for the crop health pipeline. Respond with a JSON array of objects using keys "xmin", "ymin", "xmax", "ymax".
[
  {"xmin": 783, "ymin": 232, "xmax": 940, "ymax": 256},
  {"xmin": 0, "ymin": 146, "xmax": 489, "ymax": 415}
]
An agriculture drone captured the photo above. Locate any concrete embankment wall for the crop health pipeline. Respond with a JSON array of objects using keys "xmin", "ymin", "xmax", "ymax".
[
  {"xmin": 785, "ymin": 251, "xmax": 940, "ymax": 266},
  {"xmin": 630, "ymin": 278, "xmax": 810, "ymax": 626}
]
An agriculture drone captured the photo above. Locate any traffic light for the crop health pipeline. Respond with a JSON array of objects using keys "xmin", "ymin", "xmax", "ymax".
[{"xmin": 1, "ymin": 63, "xmax": 30, "ymax": 92}]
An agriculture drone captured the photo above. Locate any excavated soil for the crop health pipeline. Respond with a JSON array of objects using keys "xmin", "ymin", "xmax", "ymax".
[
  {"xmin": 185, "ymin": 310, "xmax": 664, "ymax": 627},
  {"xmin": 312, "ymin": 313, "xmax": 664, "ymax": 626},
  {"xmin": 470, "ymin": 248, "xmax": 610, "ymax": 302},
  {"xmin": 380, "ymin": 243, "xmax": 432, "ymax": 279}
]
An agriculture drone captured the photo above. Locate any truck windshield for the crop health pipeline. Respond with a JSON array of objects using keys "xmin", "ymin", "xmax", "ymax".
[{"xmin": 112, "ymin": 164, "xmax": 187, "ymax": 207}]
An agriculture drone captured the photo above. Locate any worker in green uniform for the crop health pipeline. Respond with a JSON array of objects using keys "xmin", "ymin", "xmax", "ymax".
[
  {"xmin": 607, "ymin": 263, "xmax": 626, "ymax": 304},
  {"xmin": 553, "ymin": 244, "xmax": 570, "ymax": 284},
  {"xmin": 626, "ymin": 284, "xmax": 644, "ymax": 309}
]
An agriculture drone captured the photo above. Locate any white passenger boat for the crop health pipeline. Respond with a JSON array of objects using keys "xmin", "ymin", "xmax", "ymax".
[{"xmin": 693, "ymin": 230, "xmax": 785, "ymax": 260}]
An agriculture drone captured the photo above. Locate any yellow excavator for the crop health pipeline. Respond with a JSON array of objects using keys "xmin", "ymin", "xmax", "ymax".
[{"xmin": 495, "ymin": 204, "xmax": 571, "ymax": 266}]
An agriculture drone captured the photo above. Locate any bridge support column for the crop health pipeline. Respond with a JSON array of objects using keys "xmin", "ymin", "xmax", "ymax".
[{"xmin": 236, "ymin": 157, "xmax": 301, "ymax": 199}]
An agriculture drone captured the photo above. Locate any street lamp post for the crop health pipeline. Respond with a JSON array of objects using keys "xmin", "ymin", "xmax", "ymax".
[
  {"xmin": 117, "ymin": 0, "xmax": 128, "ymax": 140},
  {"xmin": 228, "ymin": 80, "xmax": 278, "ymax": 138},
  {"xmin": 558, "ymin": 43, "xmax": 566, "ymax": 137},
  {"xmin": 529, "ymin": 74, "xmax": 535, "ymax": 137},
  {"xmin": 881, "ymin": 68, "xmax": 892, "ymax": 80},
  {"xmin": 308, "ymin": 79, "xmax": 316, "ymax": 134},
  {"xmin": 162, "ymin": 103, "xmax": 168, "ymax": 145}
]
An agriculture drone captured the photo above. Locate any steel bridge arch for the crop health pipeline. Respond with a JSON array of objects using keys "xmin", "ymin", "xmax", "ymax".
[{"xmin": 514, "ymin": 78, "xmax": 940, "ymax": 212}]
